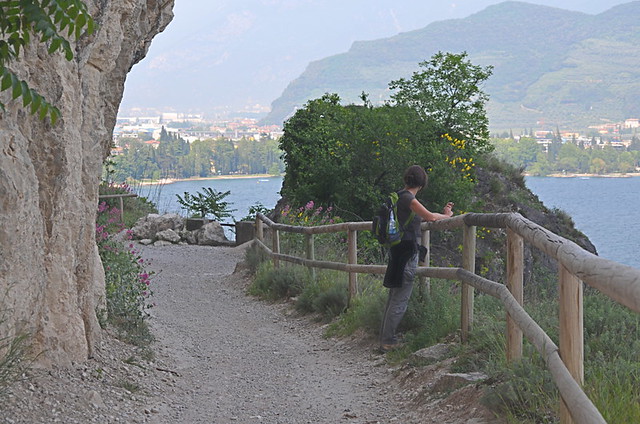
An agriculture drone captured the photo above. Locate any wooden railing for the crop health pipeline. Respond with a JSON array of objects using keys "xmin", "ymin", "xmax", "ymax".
[{"xmin": 253, "ymin": 212, "xmax": 640, "ymax": 424}]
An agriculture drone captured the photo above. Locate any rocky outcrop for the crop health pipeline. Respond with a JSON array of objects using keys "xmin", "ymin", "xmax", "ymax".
[
  {"xmin": 131, "ymin": 214, "xmax": 232, "ymax": 246},
  {"xmin": 0, "ymin": 1, "xmax": 174, "ymax": 366},
  {"xmin": 132, "ymin": 213, "xmax": 184, "ymax": 240}
]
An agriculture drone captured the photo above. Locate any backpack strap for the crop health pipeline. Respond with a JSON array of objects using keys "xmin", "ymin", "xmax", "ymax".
[{"xmin": 396, "ymin": 190, "xmax": 416, "ymax": 232}]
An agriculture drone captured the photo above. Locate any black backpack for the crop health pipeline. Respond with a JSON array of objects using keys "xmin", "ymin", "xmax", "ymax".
[{"xmin": 372, "ymin": 191, "xmax": 415, "ymax": 248}]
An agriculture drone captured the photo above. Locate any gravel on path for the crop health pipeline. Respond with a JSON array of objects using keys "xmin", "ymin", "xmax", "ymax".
[{"xmin": 142, "ymin": 243, "xmax": 418, "ymax": 424}]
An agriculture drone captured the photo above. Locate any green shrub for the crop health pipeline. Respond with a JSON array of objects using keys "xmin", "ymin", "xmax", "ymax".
[
  {"xmin": 248, "ymin": 263, "xmax": 307, "ymax": 301},
  {"xmin": 312, "ymin": 281, "xmax": 348, "ymax": 320},
  {"xmin": 293, "ymin": 272, "xmax": 351, "ymax": 322},
  {"xmin": 295, "ymin": 278, "xmax": 328, "ymax": 314},
  {"xmin": 175, "ymin": 187, "xmax": 235, "ymax": 221},
  {"xmin": 238, "ymin": 203, "xmax": 272, "ymax": 222},
  {"xmin": 244, "ymin": 243, "xmax": 268, "ymax": 274},
  {"xmin": 326, "ymin": 278, "xmax": 387, "ymax": 336}
]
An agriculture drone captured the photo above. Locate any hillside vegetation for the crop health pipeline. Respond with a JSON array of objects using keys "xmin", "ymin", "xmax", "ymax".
[{"xmin": 264, "ymin": 1, "xmax": 640, "ymax": 130}]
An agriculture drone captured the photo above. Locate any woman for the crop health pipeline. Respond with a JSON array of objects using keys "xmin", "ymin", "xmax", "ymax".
[{"xmin": 379, "ymin": 165, "xmax": 454, "ymax": 352}]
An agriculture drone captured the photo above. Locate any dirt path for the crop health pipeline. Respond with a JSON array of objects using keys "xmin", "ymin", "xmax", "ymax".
[
  {"xmin": 1, "ymin": 243, "xmax": 497, "ymax": 424},
  {"xmin": 142, "ymin": 243, "xmax": 416, "ymax": 423}
]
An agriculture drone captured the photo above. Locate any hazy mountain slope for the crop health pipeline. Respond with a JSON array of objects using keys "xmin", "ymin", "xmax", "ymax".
[
  {"xmin": 264, "ymin": 1, "xmax": 640, "ymax": 130},
  {"xmin": 119, "ymin": 0, "xmax": 488, "ymax": 116}
]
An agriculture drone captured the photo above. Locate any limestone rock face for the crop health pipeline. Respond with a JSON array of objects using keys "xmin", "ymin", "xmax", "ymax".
[{"xmin": 0, "ymin": 1, "xmax": 174, "ymax": 366}]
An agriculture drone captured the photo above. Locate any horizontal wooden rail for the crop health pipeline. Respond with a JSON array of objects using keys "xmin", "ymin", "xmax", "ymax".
[
  {"xmin": 253, "ymin": 210, "xmax": 640, "ymax": 424},
  {"xmin": 449, "ymin": 213, "xmax": 640, "ymax": 314},
  {"xmin": 257, "ymin": 212, "xmax": 640, "ymax": 313},
  {"xmin": 98, "ymin": 193, "xmax": 138, "ymax": 199}
]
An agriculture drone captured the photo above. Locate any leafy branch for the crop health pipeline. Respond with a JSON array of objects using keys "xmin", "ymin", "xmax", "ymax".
[{"xmin": 0, "ymin": 0, "xmax": 96, "ymax": 123}]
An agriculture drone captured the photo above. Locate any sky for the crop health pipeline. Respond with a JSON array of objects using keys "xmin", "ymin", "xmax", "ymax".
[{"xmin": 119, "ymin": 0, "xmax": 633, "ymax": 117}]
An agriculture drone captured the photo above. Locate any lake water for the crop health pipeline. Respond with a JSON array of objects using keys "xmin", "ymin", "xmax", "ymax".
[
  {"xmin": 135, "ymin": 176, "xmax": 284, "ymax": 219},
  {"xmin": 136, "ymin": 175, "xmax": 639, "ymax": 269},
  {"xmin": 525, "ymin": 176, "xmax": 640, "ymax": 269},
  {"xmin": 134, "ymin": 176, "xmax": 284, "ymax": 239}
]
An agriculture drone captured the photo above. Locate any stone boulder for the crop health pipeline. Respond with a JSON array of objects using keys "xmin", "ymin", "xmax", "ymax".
[
  {"xmin": 194, "ymin": 222, "xmax": 230, "ymax": 246},
  {"xmin": 430, "ymin": 372, "xmax": 488, "ymax": 394},
  {"xmin": 412, "ymin": 343, "xmax": 453, "ymax": 363},
  {"xmin": 131, "ymin": 213, "xmax": 184, "ymax": 240},
  {"xmin": 156, "ymin": 229, "xmax": 181, "ymax": 244}
]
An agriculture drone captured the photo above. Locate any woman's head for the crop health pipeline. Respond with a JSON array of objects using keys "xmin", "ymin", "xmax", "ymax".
[{"xmin": 403, "ymin": 165, "xmax": 428, "ymax": 189}]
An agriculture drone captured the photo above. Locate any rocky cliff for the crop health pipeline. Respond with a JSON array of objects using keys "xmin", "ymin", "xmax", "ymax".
[{"xmin": 0, "ymin": 1, "xmax": 174, "ymax": 366}]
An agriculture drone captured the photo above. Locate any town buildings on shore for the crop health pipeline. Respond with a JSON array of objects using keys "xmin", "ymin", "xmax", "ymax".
[
  {"xmin": 510, "ymin": 118, "xmax": 640, "ymax": 151},
  {"xmin": 114, "ymin": 110, "xmax": 639, "ymax": 155},
  {"xmin": 114, "ymin": 112, "xmax": 283, "ymax": 145}
]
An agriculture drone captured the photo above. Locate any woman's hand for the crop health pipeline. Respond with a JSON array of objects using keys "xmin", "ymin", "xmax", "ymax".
[{"xmin": 443, "ymin": 202, "xmax": 454, "ymax": 217}]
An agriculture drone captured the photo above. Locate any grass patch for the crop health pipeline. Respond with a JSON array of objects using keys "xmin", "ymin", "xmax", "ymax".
[
  {"xmin": 0, "ymin": 324, "xmax": 30, "ymax": 401},
  {"xmin": 325, "ymin": 277, "xmax": 387, "ymax": 337},
  {"xmin": 248, "ymin": 263, "xmax": 307, "ymax": 301},
  {"xmin": 449, "ymin": 289, "xmax": 640, "ymax": 423},
  {"xmin": 117, "ymin": 379, "xmax": 141, "ymax": 393},
  {"xmin": 244, "ymin": 243, "xmax": 269, "ymax": 274}
]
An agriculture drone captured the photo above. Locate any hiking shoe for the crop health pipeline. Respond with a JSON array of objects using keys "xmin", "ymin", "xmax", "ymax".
[{"xmin": 379, "ymin": 343, "xmax": 403, "ymax": 353}]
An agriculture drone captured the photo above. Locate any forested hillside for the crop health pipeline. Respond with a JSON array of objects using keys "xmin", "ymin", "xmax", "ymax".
[{"xmin": 264, "ymin": 1, "xmax": 640, "ymax": 130}]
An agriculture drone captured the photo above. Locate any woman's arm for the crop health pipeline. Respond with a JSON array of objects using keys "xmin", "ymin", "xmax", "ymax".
[{"xmin": 410, "ymin": 199, "xmax": 454, "ymax": 222}]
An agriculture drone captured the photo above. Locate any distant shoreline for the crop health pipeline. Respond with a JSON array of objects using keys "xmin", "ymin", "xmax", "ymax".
[
  {"xmin": 525, "ymin": 172, "xmax": 640, "ymax": 178},
  {"xmin": 135, "ymin": 174, "xmax": 279, "ymax": 186},
  {"xmin": 133, "ymin": 172, "xmax": 640, "ymax": 186}
]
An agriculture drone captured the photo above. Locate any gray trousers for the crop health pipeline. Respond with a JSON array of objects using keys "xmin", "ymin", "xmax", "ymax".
[{"xmin": 380, "ymin": 252, "xmax": 418, "ymax": 345}]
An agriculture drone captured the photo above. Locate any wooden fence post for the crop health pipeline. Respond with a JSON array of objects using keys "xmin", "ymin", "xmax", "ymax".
[
  {"xmin": 461, "ymin": 225, "xmax": 476, "ymax": 343},
  {"xmin": 272, "ymin": 228, "xmax": 280, "ymax": 268},
  {"xmin": 306, "ymin": 233, "xmax": 316, "ymax": 280},
  {"xmin": 559, "ymin": 264, "xmax": 584, "ymax": 424},
  {"xmin": 506, "ymin": 228, "xmax": 524, "ymax": 362},
  {"xmin": 347, "ymin": 228, "xmax": 358, "ymax": 305},
  {"xmin": 119, "ymin": 196, "xmax": 124, "ymax": 223},
  {"xmin": 255, "ymin": 216, "xmax": 264, "ymax": 242},
  {"xmin": 419, "ymin": 229, "xmax": 431, "ymax": 296}
]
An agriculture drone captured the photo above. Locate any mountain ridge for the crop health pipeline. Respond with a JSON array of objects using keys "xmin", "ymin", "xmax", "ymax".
[{"xmin": 264, "ymin": 1, "xmax": 640, "ymax": 130}]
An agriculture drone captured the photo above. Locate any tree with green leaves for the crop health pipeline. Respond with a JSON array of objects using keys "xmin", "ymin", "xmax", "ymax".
[
  {"xmin": 0, "ymin": 0, "xmax": 94, "ymax": 122},
  {"xmin": 278, "ymin": 52, "xmax": 494, "ymax": 219},
  {"xmin": 389, "ymin": 51, "xmax": 493, "ymax": 152}
]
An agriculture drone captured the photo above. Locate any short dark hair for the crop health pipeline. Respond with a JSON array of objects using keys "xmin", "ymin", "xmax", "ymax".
[{"xmin": 403, "ymin": 165, "xmax": 428, "ymax": 189}]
